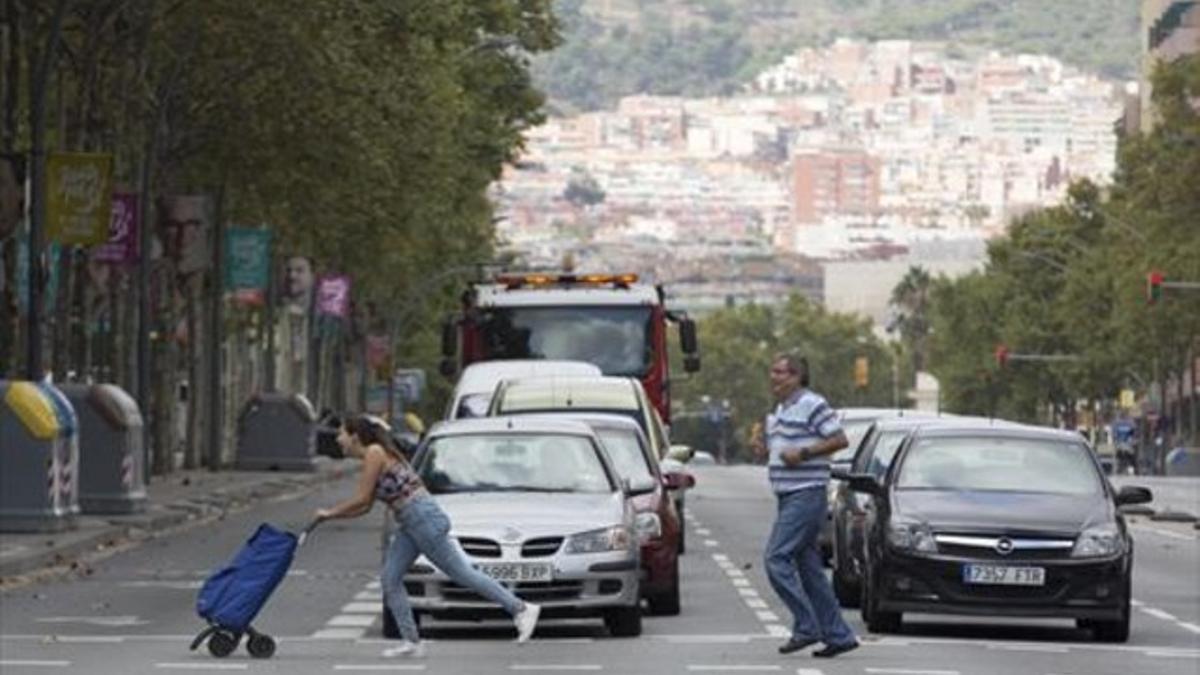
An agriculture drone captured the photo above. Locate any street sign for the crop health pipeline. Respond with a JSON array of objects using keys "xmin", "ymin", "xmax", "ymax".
[{"xmin": 393, "ymin": 369, "xmax": 426, "ymax": 403}]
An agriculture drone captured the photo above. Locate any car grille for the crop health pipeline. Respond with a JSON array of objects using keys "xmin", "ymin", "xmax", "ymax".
[
  {"xmin": 458, "ymin": 537, "xmax": 501, "ymax": 558},
  {"xmin": 442, "ymin": 580, "xmax": 584, "ymax": 603},
  {"xmin": 521, "ymin": 537, "xmax": 564, "ymax": 557},
  {"xmin": 934, "ymin": 533, "xmax": 1075, "ymax": 561}
]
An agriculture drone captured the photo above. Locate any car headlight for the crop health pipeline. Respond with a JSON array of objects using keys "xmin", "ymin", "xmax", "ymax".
[
  {"xmin": 887, "ymin": 518, "xmax": 937, "ymax": 553},
  {"xmin": 634, "ymin": 512, "xmax": 662, "ymax": 542},
  {"xmin": 566, "ymin": 526, "xmax": 633, "ymax": 554},
  {"xmin": 1072, "ymin": 524, "xmax": 1124, "ymax": 558}
]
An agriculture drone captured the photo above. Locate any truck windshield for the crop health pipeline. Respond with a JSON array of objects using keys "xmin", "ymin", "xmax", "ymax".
[{"xmin": 479, "ymin": 306, "xmax": 653, "ymax": 377}]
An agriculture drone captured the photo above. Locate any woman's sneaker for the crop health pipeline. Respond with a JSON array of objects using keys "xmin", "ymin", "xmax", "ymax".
[
  {"xmin": 514, "ymin": 603, "xmax": 541, "ymax": 643},
  {"xmin": 382, "ymin": 640, "xmax": 425, "ymax": 658}
]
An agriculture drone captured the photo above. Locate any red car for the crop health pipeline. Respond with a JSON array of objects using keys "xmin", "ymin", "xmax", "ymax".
[{"xmin": 523, "ymin": 412, "xmax": 694, "ymax": 615}]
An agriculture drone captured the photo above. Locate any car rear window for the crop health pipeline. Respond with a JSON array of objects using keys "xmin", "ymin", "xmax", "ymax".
[{"xmin": 896, "ymin": 435, "xmax": 1101, "ymax": 495}]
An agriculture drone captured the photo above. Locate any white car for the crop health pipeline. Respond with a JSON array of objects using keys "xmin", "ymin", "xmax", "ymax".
[{"xmin": 444, "ymin": 360, "xmax": 601, "ymax": 420}]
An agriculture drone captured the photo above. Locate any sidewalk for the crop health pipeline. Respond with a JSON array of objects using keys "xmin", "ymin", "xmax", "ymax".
[{"xmin": 0, "ymin": 458, "xmax": 350, "ymax": 585}]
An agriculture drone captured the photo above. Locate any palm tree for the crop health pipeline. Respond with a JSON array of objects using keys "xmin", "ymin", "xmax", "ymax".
[{"xmin": 890, "ymin": 266, "xmax": 934, "ymax": 375}]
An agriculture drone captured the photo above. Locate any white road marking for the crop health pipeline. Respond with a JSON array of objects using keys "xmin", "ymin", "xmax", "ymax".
[
  {"xmin": 726, "ymin": 569, "xmax": 747, "ymax": 578},
  {"xmin": 711, "ymin": 553, "xmax": 729, "ymax": 562},
  {"xmin": 796, "ymin": 670, "xmax": 825, "ymax": 675},
  {"xmin": 154, "ymin": 664, "xmax": 248, "ymax": 671},
  {"xmin": 755, "ymin": 610, "xmax": 780, "ymax": 623},
  {"xmin": 0, "ymin": 662, "xmax": 70, "ymax": 668},
  {"xmin": 119, "ymin": 581, "xmax": 203, "ymax": 589},
  {"xmin": 1142, "ymin": 607, "xmax": 1178, "ymax": 621},
  {"xmin": 766, "ymin": 624, "xmax": 790, "ymax": 638},
  {"xmin": 696, "ymin": 528, "xmax": 712, "ymax": 536},
  {"xmin": 1177, "ymin": 622, "xmax": 1200, "ymax": 634},
  {"xmin": 342, "ymin": 602, "xmax": 381, "ymax": 614},
  {"xmin": 52, "ymin": 636, "xmax": 124, "ymax": 643},
  {"xmin": 366, "ymin": 581, "xmax": 382, "ymax": 590},
  {"xmin": 314, "ymin": 628, "xmax": 368, "ymax": 639},
  {"xmin": 732, "ymin": 578, "xmax": 751, "ymax": 587},
  {"xmin": 988, "ymin": 644, "xmax": 1068, "ymax": 653},
  {"xmin": 737, "ymin": 588, "xmax": 759, "ymax": 597},
  {"xmin": 1146, "ymin": 650, "xmax": 1197, "ymax": 659},
  {"xmin": 356, "ymin": 591, "xmax": 384, "ymax": 601},
  {"xmin": 704, "ymin": 539, "xmax": 719, "ymax": 547},
  {"xmin": 328, "ymin": 614, "xmax": 377, "ymax": 627},
  {"xmin": 1131, "ymin": 599, "xmax": 1144, "ymax": 607},
  {"xmin": 37, "ymin": 616, "xmax": 149, "ymax": 627},
  {"xmin": 745, "ymin": 599, "xmax": 768, "ymax": 609}
]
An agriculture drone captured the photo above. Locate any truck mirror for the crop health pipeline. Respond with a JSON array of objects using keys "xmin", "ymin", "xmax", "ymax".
[
  {"xmin": 679, "ymin": 318, "xmax": 698, "ymax": 355},
  {"xmin": 440, "ymin": 318, "xmax": 457, "ymax": 358}
]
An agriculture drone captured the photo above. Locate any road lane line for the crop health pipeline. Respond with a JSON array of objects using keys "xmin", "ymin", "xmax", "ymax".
[
  {"xmin": 766, "ymin": 625, "xmax": 790, "ymax": 638},
  {"xmin": 53, "ymin": 636, "xmax": 124, "ymax": 643},
  {"xmin": 732, "ymin": 578, "xmax": 751, "ymax": 587},
  {"xmin": 1146, "ymin": 650, "xmax": 1197, "ymax": 659},
  {"xmin": 154, "ymin": 664, "xmax": 247, "ymax": 670},
  {"xmin": 704, "ymin": 539, "xmax": 719, "ymax": 547},
  {"xmin": 1130, "ymin": 599, "xmax": 1144, "ymax": 607},
  {"xmin": 746, "ymin": 599, "xmax": 768, "ymax": 609},
  {"xmin": 711, "ymin": 553, "xmax": 729, "ymax": 562},
  {"xmin": 1177, "ymin": 622, "xmax": 1200, "ymax": 634},
  {"xmin": 696, "ymin": 528, "xmax": 712, "ymax": 536},
  {"xmin": 1141, "ymin": 607, "xmax": 1178, "ymax": 621},
  {"xmin": 796, "ymin": 670, "xmax": 825, "ymax": 675},
  {"xmin": 328, "ymin": 615, "xmax": 377, "ymax": 627},
  {"xmin": 737, "ymin": 588, "xmax": 759, "ymax": 597},
  {"xmin": 755, "ymin": 610, "xmax": 780, "ymax": 623},
  {"xmin": 342, "ymin": 602, "xmax": 381, "ymax": 613},
  {"xmin": 988, "ymin": 644, "xmax": 1069, "ymax": 653},
  {"xmin": 356, "ymin": 591, "xmax": 384, "ymax": 601},
  {"xmin": 0, "ymin": 662, "xmax": 70, "ymax": 668}
]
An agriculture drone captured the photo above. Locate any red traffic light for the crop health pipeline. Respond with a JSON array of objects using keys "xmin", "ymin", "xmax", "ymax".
[
  {"xmin": 1146, "ymin": 270, "xmax": 1165, "ymax": 305},
  {"xmin": 995, "ymin": 345, "xmax": 1009, "ymax": 368}
]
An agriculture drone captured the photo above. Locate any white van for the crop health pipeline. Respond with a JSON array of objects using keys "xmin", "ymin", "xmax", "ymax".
[{"xmin": 444, "ymin": 359, "xmax": 601, "ymax": 420}]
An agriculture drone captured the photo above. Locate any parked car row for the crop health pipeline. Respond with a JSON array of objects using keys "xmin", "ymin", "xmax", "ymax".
[
  {"xmin": 827, "ymin": 409, "xmax": 1154, "ymax": 643},
  {"xmin": 382, "ymin": 360, "xmax": 698, "ymax": 639}
]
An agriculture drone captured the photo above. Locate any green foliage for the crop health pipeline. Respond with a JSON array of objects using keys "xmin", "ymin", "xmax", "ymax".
[
  {"xmin": 536, "ymin": 0, "xmax": 1138, "ymax": 110},
  {"xmin": 921, "ymin": 56, "xmax": 1200, "ymax": 431},
  {"xmin": 675, "ymin": 295, "xmax": 898, "ymax": 461}
]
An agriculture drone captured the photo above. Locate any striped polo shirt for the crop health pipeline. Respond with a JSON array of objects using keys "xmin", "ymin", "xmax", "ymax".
[{"xmin": 765, "ymin": 389, "xmax": 841, "ymax": 493}]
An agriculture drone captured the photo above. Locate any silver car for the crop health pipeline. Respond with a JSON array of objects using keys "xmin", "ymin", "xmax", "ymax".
[{"xmin": 388, "ymin": 417, "xmax": 643, "ymax": 637}]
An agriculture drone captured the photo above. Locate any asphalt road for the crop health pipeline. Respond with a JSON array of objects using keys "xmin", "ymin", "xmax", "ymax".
[{"xmin": 1, "ymin": 465, "xmax": 1197, "ymax": 675}]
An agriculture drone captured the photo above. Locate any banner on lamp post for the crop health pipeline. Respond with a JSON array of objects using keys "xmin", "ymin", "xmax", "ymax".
[
  {"xmin": 92, "ymin": 192, "xmax": 139, "ymax": 264},
  {"xmin": 224, "ymin": 227, "xmax": 272, "ymax": 306},
  {"xmin": 315, "ymin": 274, "xmax": 351, "ymax": 318},
  {"xmin": 47, "ymin": 152, "xmax": 114, "ymax": 245}
]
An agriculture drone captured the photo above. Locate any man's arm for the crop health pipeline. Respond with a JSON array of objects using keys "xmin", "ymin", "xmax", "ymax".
[{"xmin": 779, "ymin": 430, "xmax": 847, "ymax": 466}]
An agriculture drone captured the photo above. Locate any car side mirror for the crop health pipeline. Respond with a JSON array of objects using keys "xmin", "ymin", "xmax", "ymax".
[
  {"xmin": 1115, "ymin": 485, "xmax": 1152, "ymax": 507},
  {"xmin": 667, "ymin": 444, "xmax": 695, "ymax": 463},
  {"xmin": 844, "ymin": 472, "xmax": 883, "ymax": 497},
  {"xmin": 662, "ymin": 472, "xmax": 695, "ymax": 491}
]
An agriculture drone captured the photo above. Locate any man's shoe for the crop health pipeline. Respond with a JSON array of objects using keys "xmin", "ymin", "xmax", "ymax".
[
  {"xmin": 813, "ymin": 641, "xmax": 859, "ymax": 658},
  {"xmin": 514, "ymin": 602, "xmax": 541, "ymax": 643},
  {"xmin": 777, "ymin": 637, "xmax": 819, "ymax": 654},
  {"xmin": 382, "ymin": 640, "xmax": 425, "ymax": 658}
]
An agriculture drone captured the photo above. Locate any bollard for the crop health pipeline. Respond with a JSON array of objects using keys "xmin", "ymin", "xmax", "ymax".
[
  {"xmin": 0, "ymin": 380, "xmax": 74, "ymax": 532},
  {"xmin": 235, "ymin": 392, "xmax": 319, "ymax": 471},
  {"xmin": 60, "ymin": 383, "xmax": 148, "ymax": 514}
]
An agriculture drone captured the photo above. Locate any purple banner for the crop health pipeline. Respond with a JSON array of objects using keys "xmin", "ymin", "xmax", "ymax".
[
  {"xmin": 92, "ymin": 193, "xmax": 139, "ymax": 264},
  {"xmin": 315, "ymin": 274, "xmax": 351, "ymax": 318}
]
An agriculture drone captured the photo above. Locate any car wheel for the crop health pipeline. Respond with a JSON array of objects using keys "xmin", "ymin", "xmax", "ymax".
[
  {"xmin": 1090, "ymin": 578, "xmax": 1131, "ymax": 643},
  {"xmin": 832, "ymin": 566, "xmax": 861, "ymax": 609},
  {"xmin": 862, "ymin": 568, "xmax": 901, "ymax": 633},
  {"xmin": 604, "ymin": 605, "xmax": 643, "ymax": 637},
  {"xmin": 647, "ymin": 561, "xmax": 682, "ymax": 616}
]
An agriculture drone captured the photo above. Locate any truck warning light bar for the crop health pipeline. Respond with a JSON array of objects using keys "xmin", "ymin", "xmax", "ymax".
[{"xmin": 495, "ymin": 273, "xmax": 640, "ymax": 289}]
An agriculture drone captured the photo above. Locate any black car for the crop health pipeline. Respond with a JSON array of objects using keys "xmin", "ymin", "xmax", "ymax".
[{"xmin": 841, "ymin": 424, "xmax": 1152, "ymax": 642}]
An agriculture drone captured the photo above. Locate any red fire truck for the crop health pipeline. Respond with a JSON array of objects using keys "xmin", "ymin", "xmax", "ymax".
[{"xmin": 439, "ymin": 273, "xmax": 699, "ymax": 423}]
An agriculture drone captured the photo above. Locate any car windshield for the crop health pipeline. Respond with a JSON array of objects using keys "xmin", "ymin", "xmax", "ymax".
[
  {"xmin": 420, "ymin": 434, "xmax": 614, "ymax": 495},
  {"xmin": 478, "ymin": 306, "xmax": 653, "ymax": 377},
  {"xmin": 863, "ymin": 429, "xmax": 912, "ymax": 478},
  {"xmin": 896, "ymin": 435, "xmax": 1102, "ymax": 495},
  {"xmin": 595, "ymin": 428, "xmax": 656, "ymax": 490}
]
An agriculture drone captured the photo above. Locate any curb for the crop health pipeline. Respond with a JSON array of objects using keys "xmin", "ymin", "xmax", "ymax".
[{"xmin": 0, "ymin": 462, "xmax": 348, "ymax": 582}]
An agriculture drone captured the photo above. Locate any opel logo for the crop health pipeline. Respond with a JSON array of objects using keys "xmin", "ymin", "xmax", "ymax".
[{"xmin": 994, "ymin": 537, "xmax": 1015, "ymax": 555}]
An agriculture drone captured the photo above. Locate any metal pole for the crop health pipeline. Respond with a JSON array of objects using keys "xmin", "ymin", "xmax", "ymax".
[
  {"xmin": 206, "ymin": 185, "xmax": 224, "ymax": 471},
  {"xmin": 263, "ymin": 245, "xmax": 276, "ymax": 392},
  {"xmin": 136, "ymin": 126, "xmax": 157, "ymax": 481}
]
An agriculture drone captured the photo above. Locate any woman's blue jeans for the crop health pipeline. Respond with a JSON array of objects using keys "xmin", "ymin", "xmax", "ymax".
[{"xmin": 383, "ymin": 495, "xmax": 524, "ymax": 642}]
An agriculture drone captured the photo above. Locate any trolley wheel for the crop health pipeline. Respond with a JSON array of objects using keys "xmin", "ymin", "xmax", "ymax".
[
  {"xmin": 246, "ymin": 631, "xmax": 276, "ymax": 659},
  {"xmin": 207, "ymin": 630, "xmax": 238, "ymax": 658}
]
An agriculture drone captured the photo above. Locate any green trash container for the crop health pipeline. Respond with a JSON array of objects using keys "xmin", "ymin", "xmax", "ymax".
[{"xmin": 0, "ymin": 380, "xmax": 76, "ymax": 532}]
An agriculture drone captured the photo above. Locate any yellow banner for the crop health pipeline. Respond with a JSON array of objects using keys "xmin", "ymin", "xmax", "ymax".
[{"xmin": 47, "ymin": 152, "xmax": 114, "ymax": 245}]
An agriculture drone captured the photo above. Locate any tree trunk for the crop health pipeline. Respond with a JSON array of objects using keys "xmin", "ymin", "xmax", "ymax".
[{"xmin": 184, "ymin": 274, "xmax": 201, "ymax": 469}]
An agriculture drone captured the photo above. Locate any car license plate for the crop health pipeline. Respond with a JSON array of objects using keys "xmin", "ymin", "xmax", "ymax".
[
  {"xmin": 962, "ymin": 564, "xmax": 1045, "ymax": 586},
  {"xmin": 476, "ymin": 563, "xmax": 552, "ymax": 582}
]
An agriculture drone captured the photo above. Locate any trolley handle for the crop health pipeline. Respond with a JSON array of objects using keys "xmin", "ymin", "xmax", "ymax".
[{"xmin": 297, "ymin": 519, "xmax": 322, "ymax": 547}]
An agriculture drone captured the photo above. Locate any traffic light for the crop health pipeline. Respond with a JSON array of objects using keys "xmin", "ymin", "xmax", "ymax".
[
  {"xmin": 854, "ymin": 356, "xmax": 869, "ymax": 388},
  {"xmin": 994, "ymin": 344, "xmax": 1009, "ymax": 369},
  {"xmin": 1146, "ymin": 270, "xmax": 1164, "ymax": 305}
]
